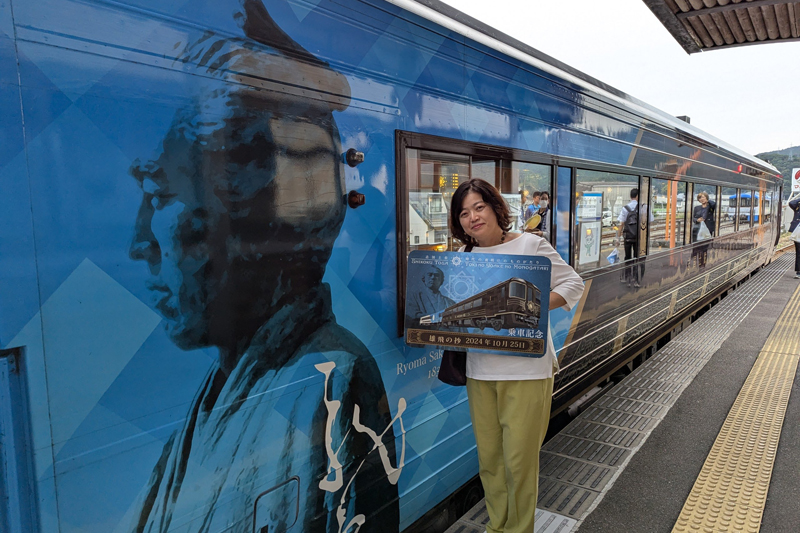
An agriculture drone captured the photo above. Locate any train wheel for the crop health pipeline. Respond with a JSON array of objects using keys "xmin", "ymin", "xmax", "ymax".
[{"xmin": 491, "ymin": 318, "xmax": 502, "ymax": 331}]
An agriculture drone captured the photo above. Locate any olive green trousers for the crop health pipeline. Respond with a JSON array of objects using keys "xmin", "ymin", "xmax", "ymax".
[{"xmin": 466, "ymin": 376, "xmax": 554, "ymax": 533}]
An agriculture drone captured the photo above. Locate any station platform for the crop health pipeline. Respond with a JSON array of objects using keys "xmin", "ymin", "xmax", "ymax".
[{"xmin": 445, "ymin": 252, "xmax": 800, "ymax": 533}]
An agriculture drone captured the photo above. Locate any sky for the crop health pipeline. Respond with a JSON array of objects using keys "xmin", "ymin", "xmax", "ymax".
[{"xmin": 440, "ymin": 0, "xmax": 800, "ymax": 156}]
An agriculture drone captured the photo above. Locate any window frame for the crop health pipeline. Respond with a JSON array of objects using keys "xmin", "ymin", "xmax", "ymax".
[
  {"xmin": 572, "ymin": 169, "xmax": 641, "ymax": 274},
  {"xmin": 395, "ymin": 131, "xmax": 555, "ymax": 335}
]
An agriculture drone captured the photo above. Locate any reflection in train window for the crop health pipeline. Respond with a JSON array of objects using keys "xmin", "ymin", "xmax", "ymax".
[
  {"xmin": 649, "ymin": 179, "xmax": 687, "ymax": 253},
  {"xmin": 690, "ymin": 184, "xmax": 717, "ymax": 243},
  {"xmin": 760, "ymin": 187, "xmax": 771, "ymax": 223},
  {"xmin": 719, "ymin": 187, "xmax": 738, "ymax": 235},
  {"xmin": 747, "ymin": 190, "xmax": 756, "ymax": 227},
  {"xmin": 514, "ymin": 162, "xmax": 552, "ymax": 235},
  {"xmin": 406, "ymin": 149, "xmax": 469, "ymax": 253},
  {"xmin": 403, "ymin": 148, "xmax": 552, "ymax": 254},
  {"xmin": 734, "ymin": 190, "xmax": 750, "ymax": 225},
  {"xmin": 573, "ymin": 169, "xmax": 638, "ymax": 273}
]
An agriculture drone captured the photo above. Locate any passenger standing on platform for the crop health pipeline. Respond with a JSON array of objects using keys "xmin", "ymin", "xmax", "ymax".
[
  {"xmin": 449, "ymin": 179, "xmax": 584, "ymax": 533},
  {"xmin": 789, "ymin": 197, "xmax": 800, "ymax": 279},
  {"xmin": 614, "ymin": 189, "xmax": 644, "ymax": 288},
  {"xmin": 613, "ymin": 188, "xmax": 646, "ymax": 288},
  {"xmin": 691, "ymin": 192, "xmax": 716, "ymax": 268}
]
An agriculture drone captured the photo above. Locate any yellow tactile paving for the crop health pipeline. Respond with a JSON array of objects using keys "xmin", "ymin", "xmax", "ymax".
[{"xmin": 672, "ymin": 284, "xmax": 800, "ymax": 533}]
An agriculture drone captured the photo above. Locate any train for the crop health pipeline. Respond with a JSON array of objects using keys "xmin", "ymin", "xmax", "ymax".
[
  {"xmin": 726, "ymin": 191, "xmax": 772, "ymax": 223},
  {"xmin": 439, "ymin": 278, "xmax": 542, "ymax": 330},
  {"xmin": 0, "ymin": 0, "xmax": 782, "ymax": 532}
]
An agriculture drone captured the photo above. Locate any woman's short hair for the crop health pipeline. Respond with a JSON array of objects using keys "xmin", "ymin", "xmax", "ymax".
[
  {"xmin": 449, "ymin": 179, "xmax": 511, "ymax": 246},
  {"xmin": 697, "ymin": 192, "xmax": 709, "ymax": 201}
]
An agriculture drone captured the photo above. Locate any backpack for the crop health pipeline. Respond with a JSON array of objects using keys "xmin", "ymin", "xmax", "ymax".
[{"xmin": 622, "ymin": 205, "xmax": 638, "ymax": 242}]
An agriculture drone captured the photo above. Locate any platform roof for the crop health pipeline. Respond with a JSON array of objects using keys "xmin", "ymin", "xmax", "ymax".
[{"xmin": 643, "ymin": 0, "xmax": 800, "ymax": 53}]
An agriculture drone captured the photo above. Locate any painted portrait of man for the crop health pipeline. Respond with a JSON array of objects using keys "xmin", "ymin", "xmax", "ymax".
[
  {"xmin": 406, "ymin": 265, "xmax": 456, "ymax": 326},
  {"xmin": 127, "ymin": 1, "xmax": 400, "ymax": 531}
]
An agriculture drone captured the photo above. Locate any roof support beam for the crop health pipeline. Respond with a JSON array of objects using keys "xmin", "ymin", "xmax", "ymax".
[
  {"xmin": 676, "ymin": 0, "xmax": 797, "ymax": 20},
  {"xmin": 695, "ymin": 33, "xmax": 800, "ymax": 50}
]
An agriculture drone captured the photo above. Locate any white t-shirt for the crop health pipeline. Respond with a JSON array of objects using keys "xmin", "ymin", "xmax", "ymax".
[
  {"xmin": 617, "ymin": 200, "xmax": 654, "ymax": 224},
  {"xmin": 459, "ymin": 233, "xmax": 585, "ymax": 381}
]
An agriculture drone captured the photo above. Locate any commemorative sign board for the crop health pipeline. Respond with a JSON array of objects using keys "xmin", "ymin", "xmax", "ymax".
[{"xmin": 404, "ymin": 251, "xmax": 551, "ymax": 357}]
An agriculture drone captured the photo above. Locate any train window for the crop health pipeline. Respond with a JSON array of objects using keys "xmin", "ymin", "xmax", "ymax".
[
  {"xmin": 719, "ymin": 187, "xmax": 737, "ymax": 235},
  {"xmin": 690, "ymin": 184, "xmax": 717, "ymax": 243},
  {"xmin": 649, "ymin": 179, "xmax": 687, "ymax": 253},
  {"xmin": 406, "ymin": 149, "xmax": 469, "ymax": 253},
  {"xmin": 739, "ymin": 190, "xmax": 754, "ymax": 228},
  {"xmin": 573, "ymin": 169, "xmax": 638, "ymax": 273},
  {"xmin": 556, "ymin": 167, "xmax": 572, "ymax": 262},
  {"xmin": 748, "ymin": 190, "xmax": 757, "ymax": 227},
  {"xmin": 514, "ymin": 162, "xmax": 552, "ymax": 236},
  {"xmin": 762, "ymin": 189, "xmax": 772, "ymax": 223},
  {"xmin": 403, "ymin": 147, "xmax": 551, "ymax": 255},
  {"xmin": 396, "ymin": 132, "xmax": 553, "ymax": 333},
  {"xmin": 474, "ymin": 298, "xmax": 482, "ymax": 307},
  {"xmin": 510, "ymin": 282, "xmax": 526, "ymax": 298}
]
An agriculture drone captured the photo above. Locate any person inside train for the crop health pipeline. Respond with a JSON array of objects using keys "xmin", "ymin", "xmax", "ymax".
[
  {"xmin": 522, "ymin": 190, "xmax": 542, "ymax": 225},
  {"xmin": 126, "ymin": 2, "xmax": 399, "ymax": 532},
  {"xmin": 449, "ymin": 179, "xmax": 584, "ymax": 533},
  {"xmin": 527, "ymin": 190, "xmax": 551, "ymax": 241},
  {"xmin": 613, "ymin": 188, "xmax": 652, "ymax": 288},
  {"xmin": 691, "ymin": 192, "xmax": 716, "ymax": 268},
  {"xmin": 789, "ymin": 196, "xmax": 800, "ymax": 279}
]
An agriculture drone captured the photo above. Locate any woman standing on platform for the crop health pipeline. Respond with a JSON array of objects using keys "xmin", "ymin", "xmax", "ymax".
[
  {"xmin": 449, "ymin": 179, "xmax": 584, "ymax": 533},
  {"xmin": 789, "ymin": 197, "xmax": 800, "ymax": 279},
  {"xmin": 692, "ymin": 192, "xmax": 716, "ymax": 268}
]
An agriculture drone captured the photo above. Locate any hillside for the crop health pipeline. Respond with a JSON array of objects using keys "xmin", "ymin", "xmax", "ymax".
[
  {"xmin": 764, "ymin": 145, "xmax": 800, "ymax": 158},
  {"xmin": 755, "ymin": 146, "xmax": 800, "ymax": 197}
]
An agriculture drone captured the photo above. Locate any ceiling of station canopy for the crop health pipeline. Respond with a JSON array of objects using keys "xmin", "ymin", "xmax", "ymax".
[{"xmin": 643, "ymin": 0, "xmax": 800, "ymax": 53}]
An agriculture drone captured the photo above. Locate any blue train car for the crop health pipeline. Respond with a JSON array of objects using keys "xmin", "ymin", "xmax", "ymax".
[
  {"xmin": 726, "ymin": 191, "xmax": 771, "ymax": 223},
  {"xmin": 0, "ymin": 1, "xmax": 782, "ymax": 532}
]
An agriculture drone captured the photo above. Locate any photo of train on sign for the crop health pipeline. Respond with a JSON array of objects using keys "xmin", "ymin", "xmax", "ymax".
[
  {"xmin": 0, "ymin": 1, "xmax": 782, "ymax": 532},
  {"xmin": 438, "ymin": 278, "xmax": 543, "ymax": 331}
]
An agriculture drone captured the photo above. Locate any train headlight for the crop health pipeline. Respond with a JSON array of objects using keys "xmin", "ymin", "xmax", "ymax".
[{"xmin": 527, "ymin": 301, "xmax": 535, "ymax": 312}]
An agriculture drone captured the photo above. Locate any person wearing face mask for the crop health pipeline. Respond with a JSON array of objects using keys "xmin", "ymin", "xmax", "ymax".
[{"xmin": 527, "ymin": 191, "xmax": 551, "ymax": 241}]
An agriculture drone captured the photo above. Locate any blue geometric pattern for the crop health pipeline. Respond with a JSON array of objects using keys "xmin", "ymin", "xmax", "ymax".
[{"xmin": 0, "ymin": 1, "xmax": 734, "ymax": 532}]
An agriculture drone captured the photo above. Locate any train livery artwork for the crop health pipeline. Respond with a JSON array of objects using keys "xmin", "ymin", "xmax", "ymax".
[
  {"xmin": 0, "ymin": 0, "xmax": 784, "ymax": 532},
  {"xmin": 405, "ymin": 252, "xmax": 551, "ymax": 357},
  {"xmin": 438, "ymin": 278, "xmax": 542, "ymax": 331}
]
